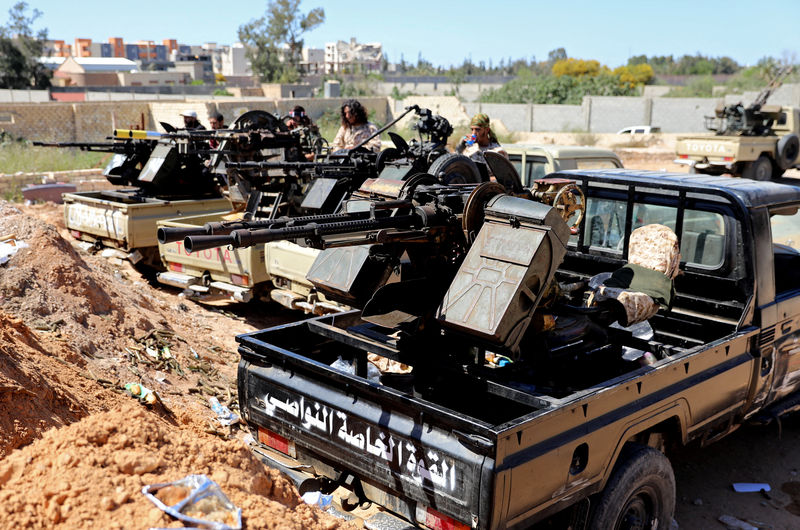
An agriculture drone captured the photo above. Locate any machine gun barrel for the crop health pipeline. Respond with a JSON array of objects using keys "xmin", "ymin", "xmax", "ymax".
[
  {"xmin": 157, "ymin": 225, "xmax": 212, "ymax": 244},
  {"xmin": 183, "ymin": 206, "xmax": 422, "ymax": 254},
  {"xmin": 226, "ymin": 160, "xmax": 320, "ymax": 170},
  {"xmin": 349, "ymin": 104, "xmax": 419, "ymax": 152},
  {"xmin": 157, "ymin": 211, "xmax": 370, "ymax": 245},
  {"xmin": 32, "ymin": 140, "xmax": 137, "ymax": 152},
  {"xmin": 229, "ymin": 212, "xmax": 421, "ymax": 249}
]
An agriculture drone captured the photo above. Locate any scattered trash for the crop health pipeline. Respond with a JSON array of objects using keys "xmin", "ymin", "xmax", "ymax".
[
  {"xmin": 669, "ymin": 518, "xmax": 679, "ymax": 530},
  {"xmin": 0, "ymin": 237, "xmax": 28, "ymax": 266},
  {"xmin": 100, "ymin": 247, "xmax": 128, "ymax": 260},
  {"xmin": 242, "ymin": 433, "xmax": 255, "ymax": 446},
  {"xmin": 718, "ymin": 514, "xmax": 758, "ymax": 530},
  {"xmin": 301, "ymin": 491, "xmax": 333, "ymax": 510},
  {"xmin": 125, "ymin": 382, "xmax": 157, "ymax": 405},
  {"xmin": 190, "ymin": 347, "xmax": 200, "ymax": 359},
  {"xmin": 692, "ymin": 497, "xmax": 703, "ymax": 506},
  {"xmin": 732, "ymin": 483, "xmax": 771, "ymax": 493},
  {"xmin": 485, "ymin": 352, "xmax": 513, "ymax": 367},
  {"xmin": 143, "ymin": 474, "xmax": 242, "ymax": 530},
  {"xmin": 209, "ymin": 397, "xmax": 239, "ymax": 426},
  {"xmin": 154, "ymin": 371, "xmax": 169, "ymax": 384},
  {"xmin": 330, "ymin": 356, "xmax": 381, "ymax": 382}
]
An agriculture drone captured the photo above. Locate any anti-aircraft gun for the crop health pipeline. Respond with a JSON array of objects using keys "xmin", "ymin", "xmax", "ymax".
[
  {"xmin": 675, "ymin": 65, "xmax": 800, "ymax": 180},
  {"xmin": 705, "ymin": 65, "xmax": 794, "ymax": 136},
  {"xmin": 160, "ymin": 106, "xmax": 490, "ymax": 250},
  {"xmin": 186, "ymin": 155, "xmax": 585, "ymax": 349},
  {"xmin": 41, "ymin": 111, "xmax": 305, "ymax": 264}
]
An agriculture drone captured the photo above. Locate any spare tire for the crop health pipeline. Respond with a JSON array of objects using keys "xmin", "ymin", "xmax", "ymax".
[
  {"xmin": 777, "ymin": 133, "xmax": 800, "ymax": 170},
  {"xmin": 428, "ymin": 153, "xmax": 481, "ymax": 184}
]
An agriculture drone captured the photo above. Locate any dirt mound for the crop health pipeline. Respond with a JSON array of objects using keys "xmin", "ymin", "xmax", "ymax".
[
  {"xmin": 0, "ymin": 403, "xmax": 357, "ymax": 529},
  {"xmin": 0, "ymin": 203, "xmax": 139, "ymax": 355},
  {"xmin": 0, "ymin": 310, "xmax": 127, "ymax": 457}
]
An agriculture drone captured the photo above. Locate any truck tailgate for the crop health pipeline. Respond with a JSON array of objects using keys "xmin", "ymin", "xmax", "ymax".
[{"xmin": 237, "ymin": 318, "xmax": 496, "ymax": 528}]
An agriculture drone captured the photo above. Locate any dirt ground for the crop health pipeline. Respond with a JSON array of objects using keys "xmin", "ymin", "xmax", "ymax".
[{"xmin": 1, "ymin": 154, "xmax": 800, "ymax": 529}]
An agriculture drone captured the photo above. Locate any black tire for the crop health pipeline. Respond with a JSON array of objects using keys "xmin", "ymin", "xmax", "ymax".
[
  {"xmin": 742, "ymin": 155, "xmax": 773, "ymax": 181},
  {"xmin": 777, "ymin": 133, "xmax": 800, "ymax": 170},
  {"xmin": 588, "ymin": 444, "xmax": 675, "ymax": 530},
  {"xmin": 428, "ymin": 153, "xmax": 481, "ymax": 184}
]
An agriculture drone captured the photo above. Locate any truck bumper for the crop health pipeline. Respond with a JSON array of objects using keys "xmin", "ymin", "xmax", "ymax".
[
  {"xmin": 156, "ymin": 271, "xmax": 253, "ymax": 303},
  {"xmin": 673, "ymin": 158, "xmax": 733, "ymax": 170},
  {"xmin": 249, "ymin": 442, "xmax": 418, "ymax": 530}
]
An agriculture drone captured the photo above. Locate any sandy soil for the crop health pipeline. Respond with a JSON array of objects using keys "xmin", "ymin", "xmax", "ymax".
[{"xmin": 2, "ymin": 155, "xmax": 800, "ymax": 528}]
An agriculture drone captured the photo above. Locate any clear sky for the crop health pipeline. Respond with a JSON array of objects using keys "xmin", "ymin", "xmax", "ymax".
[{"xmin": 15, "ymin": 0, "xmax": 800, "ymax": 68}]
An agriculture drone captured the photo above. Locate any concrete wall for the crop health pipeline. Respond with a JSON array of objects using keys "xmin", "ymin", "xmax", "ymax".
[
  {"xmin": 0, "ymin": 89, "xmax": 50, "ymax": 103},
  {"xmin": 376, "ymin": 81, "xmax": 504, "ymax": 102},
  {"xmin": 587, "ymin": 97, "xmax": 649, "ymax": 133},
  {"xmin": 0, "ymin": 101, "xmax": 152, "ymax": 142},
  {"xmin": 651, "ymin": 98, "xmax": 719, "ymax": 133},
  {"xmin": 4, "ymin": 83, "xmax": 800, "ymax": 144}
]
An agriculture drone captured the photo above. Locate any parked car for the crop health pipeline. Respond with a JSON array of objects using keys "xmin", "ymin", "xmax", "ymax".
[
  {"xmin": 617, "ymin": 125, "xmax": 661, "ymax": 135},
  {"xmin": 505, "ymin": 144, "xmax": 623, "ymax": 187}
]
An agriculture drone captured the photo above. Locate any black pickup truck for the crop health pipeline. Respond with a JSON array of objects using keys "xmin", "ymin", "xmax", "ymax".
[{"xmin": 237, "ymin": 169, "xmax": 800, "ymax": 529}]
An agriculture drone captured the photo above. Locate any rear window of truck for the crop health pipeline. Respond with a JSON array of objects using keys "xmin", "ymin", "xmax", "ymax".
[{"xmin": 578, "ymin": 197, "xmax": 726, "ymax": 268}]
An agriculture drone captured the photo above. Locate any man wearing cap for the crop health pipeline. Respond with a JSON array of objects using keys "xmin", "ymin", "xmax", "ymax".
[
  {"xmin": 456, "ymin": 113, "xmax": 507, "ymax": 163},
  {"xmin": 179, "ymin": 110, "xmax": 205, "ymax": 131}
]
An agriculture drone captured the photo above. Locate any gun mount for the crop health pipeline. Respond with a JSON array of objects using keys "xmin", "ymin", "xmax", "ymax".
[
  {"xmin": 32, "ymin": 138, "xmax": 159, "ymax": 191},
  {"xmin": 705, "ymin": 65, "xmax": 793, "ymax": 136},
  {"xmin": 187, "ymin": 153, "xmax": 584, "ymax": 358}
]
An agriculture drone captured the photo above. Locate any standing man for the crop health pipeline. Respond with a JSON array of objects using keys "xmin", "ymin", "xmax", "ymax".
[
  {"xmin": 456, "ymin": 113, "xmax": 508, "ymax": 163},
  {"xmin": 179, "ymin": 110, "xmax": 206, "ymax": 131},
  {"xmin": 331, "ymin": 99, "xmax": 380, "ymax": 153},
  {"xmin": 207, "ymin": 111, "xmax": 225, "ymax": 149}
]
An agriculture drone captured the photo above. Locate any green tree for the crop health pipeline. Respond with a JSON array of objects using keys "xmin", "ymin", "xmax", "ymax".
[
  {"xmin": 238, "ymin": 0, "xmax": 324, "ymax": 83},
  {"xmin": 0, "ymin": 2, "xmax": 50, "ymax": 89}
]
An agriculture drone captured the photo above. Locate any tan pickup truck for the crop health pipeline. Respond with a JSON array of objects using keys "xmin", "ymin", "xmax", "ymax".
[
  {"xmin": 675, "ymin": 105, "xmax": 800, "ymax": 181},
  {"xmin": 63, "ymin": 191, "xmax": 229, "ymax": 265},
  {"xmin": 156, "ymin": 212, "xmax": 343, "ymax": 311}
]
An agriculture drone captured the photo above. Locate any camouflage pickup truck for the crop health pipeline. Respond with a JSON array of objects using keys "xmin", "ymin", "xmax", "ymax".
[{"xmin": 237, "ymin": 169, "xmax": 800, "ymax": 529}]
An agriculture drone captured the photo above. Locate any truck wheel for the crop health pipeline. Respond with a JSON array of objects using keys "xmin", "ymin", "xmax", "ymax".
[
  {"xmin": 777, "ymin": 133, "xmax": 800, "ymax": 170},
  {"xmin": 428, "ymin": 153, "xmax": 481, "ymax": 184},
  {"xmin": 588, "ymin": 444, "xmax": 675, "ymax": 530},
  {"xmin": 742, "ymin": 156, "xmax": 773, "ymax": 181}
]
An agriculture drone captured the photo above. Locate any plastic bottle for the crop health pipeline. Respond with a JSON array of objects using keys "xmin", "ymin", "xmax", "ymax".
[{"xmin": 465, "ymin": 134, "xmax": 477, "ymax": 147}]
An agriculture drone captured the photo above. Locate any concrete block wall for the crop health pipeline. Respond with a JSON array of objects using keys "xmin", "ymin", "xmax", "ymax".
[
  {"xmin": 0, "ymin": 103, "xmax": 76, "ymax": 142},
  {"xmin": 73, "ymin": 102, "xmax": 152, "ymax": 139},
  {"xmin": 531, "ymin": 104, "xmax": 584, "ymax": 132},
  {"xmin": 149, "ymin": 101, "xmax": 219, "ymax": 132},
  {"xmin": 651, "ymin": 98, "xmax": 719, "ymax": 133},
  {"xmin": 586, "ymin": 97, "xmax": 649, "ymax": 133},
  {"xmin": 376, "ymin": 82, "xmax": 504, "ymax": 102},
  {"xmin": 0, "ymin": 89, "xmax": 50, "ymax": 103}
]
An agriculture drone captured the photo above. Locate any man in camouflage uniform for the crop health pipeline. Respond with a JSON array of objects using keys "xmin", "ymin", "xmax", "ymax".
[
  {"xmin": 456, "ymin": 113, "xmax": 508, "ymax": 164},
  {"xmin": 331, "ymin": 99, "xmax": 380, "ymax": 153}
]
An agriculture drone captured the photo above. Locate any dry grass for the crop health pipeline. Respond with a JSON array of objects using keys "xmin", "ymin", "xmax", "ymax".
[{"xmin": 0, "ymin": 143, "xmax": 108, "ymax": 174}]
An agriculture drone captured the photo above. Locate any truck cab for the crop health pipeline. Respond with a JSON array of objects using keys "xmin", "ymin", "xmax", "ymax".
[
  {"xmin": 505, "ymin": 144, "xmax": 622, "ymax": 188},
  {"xmin": 237, "ymin": 169, "xmax": 800, "ymax": 529}
]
